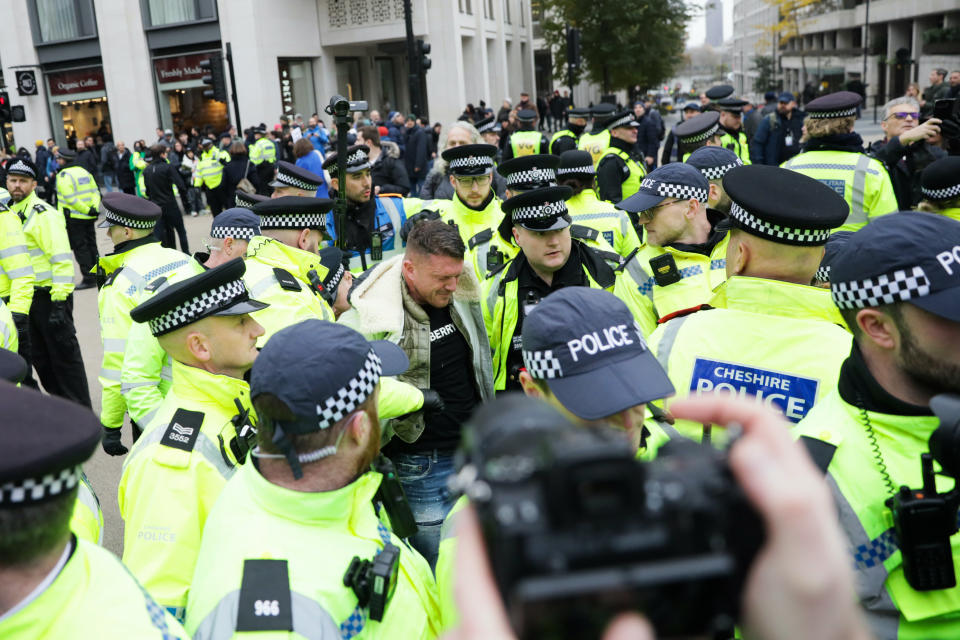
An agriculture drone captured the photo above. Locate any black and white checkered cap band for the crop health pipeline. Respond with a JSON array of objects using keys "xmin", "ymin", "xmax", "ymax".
[
  {"xmin": 512, "ymin": 199, "xmax": 568, "ymax": 222},
  {"xmin": 640, "ymin": 177, "xmax": 708, "ymax": 203},
  {"xmin": 148, "ymin": 278, "xmax": 247, "ymax": 335},
  {"xmin": 259, "ymin": 213, "xmax": 327, "ymax": 229},
  {"xmin": 831, "ymin": 265, "xmax": 931, "ymax": 309},
  {"xmin": 607, "ymin": 114, "xmax": 638, "ymax": 130},
  {"xmin": 729, "ymin": 201, "xmax": 831, "ymax": 245},
  {"xmin": 6, "ymin": 159, "xmax": 35, "ymax": 178},
  {"xmin": 678, "ymin": 122, "xmax": 720, "ymax": 144},
  {"xmin": 523, "ymin": 349, "xmax": 563, "ymax": 379},
  {"xmin": 506, "ymin": 167, "xmax": 557, "ymax": 188},
  {"xmin": 808, "ymin": 107, "xmax": 858, "ymax": 119},
  {"xmin": 104, "ymin": 209, "xmax": 156, "ymax": 229},
  {"xmin": 448, "ymin": 155, "xmax": 494, "ymax": 171},
  {"xmin": 236, "ymin": 193, "xmax": 258, "ymax": 206},
  {"xmin": 275, "ymin": 170, "xmax": 318, "ymax": 190},
  {"xmin": 557, "ymin": 164, "xmax": 595, "ymax": 176},
  {"xmin": 698, "ymin": 160, "xmax": 743, "ymax": 180},
  {"xmin": 324, "ymin": 262, "xmax": 345, "ymax": 295},
  {"xmin": 0, "ymin": 466, "xmax": 78, "ymax": 505},
  {"xmin": 211, "ymin": 225, "xmax": 259, "ymax": 240},
  {"xmin": 478, "ymin": 121, "xmax": 496, "ymax": 133},
  {"xmin": 815, "ymin": 265, "xmax": 830, "ymax": 283},
  {"xmin": 922, "ymin": 183, "xmax": 960, "ymax": 201},
  {"xmin": 347, "ymin": 148, "xmax": 369, "ymax": 166},
  {"xmin": 316, "ymin": 350, "xmax": 382, "ymax": 428}
]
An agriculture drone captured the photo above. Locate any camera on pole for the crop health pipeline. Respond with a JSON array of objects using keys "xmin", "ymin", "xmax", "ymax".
[{"xmin": 200, "ymin": 52, "xmax": 228, "ymax": 103}]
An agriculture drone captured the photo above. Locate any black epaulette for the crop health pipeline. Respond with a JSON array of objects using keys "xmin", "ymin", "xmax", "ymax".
[
  {"xmin": 800, "ymin": 436, "xmax": 836, "ymax": 474},
  {"xmin": 159, "ymin": 408, "xmax": 204, "ymax": 452},
  {"xmin": 273, "ymin": 267, "xmax": 301, "ymax": 292},
  {"xmin": 235, "ymin": 559, "xmax": 294, "ymax": 632},
  {"xmin": 102, "ymin": 267, "xmax": 123, "ymax": 288},
  {"xmin": 468, "ymin": 228, "xmax": 493, "ymax": 250},
  {"xmin": 570, "ymin": 224, "xmax": 599, "ymax": 242},
  {"xmin": 145, "ymin": 276, "xmax": 167, "ymax": 293},
  {"xmin": 33, "ymin": 203, "xmax": 48, "ymax": 214}
]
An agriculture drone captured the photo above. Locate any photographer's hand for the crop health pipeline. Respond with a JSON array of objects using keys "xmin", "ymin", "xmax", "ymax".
[{"xmin": 899, "ymin": 117, "xmax": 941, "ymax": 145}]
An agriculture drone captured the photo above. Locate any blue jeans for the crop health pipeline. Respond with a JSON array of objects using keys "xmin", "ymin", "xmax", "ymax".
[
  {"xmin": 103, "ymin": 173, "xmax": 117, "ymax": 192},
  {"xmin": 390, "ymin": 449, "xmax": 457, "ymax": 569}
]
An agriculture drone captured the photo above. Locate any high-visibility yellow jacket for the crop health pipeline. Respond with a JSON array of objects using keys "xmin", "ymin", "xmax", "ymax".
[
  {"xmin": 597, "ymin": 145, "xmax": 647, "ymax": 203},
  {"xmin": 192, "ymin": 155, "xmax": 224, "ymax": 189},
  {"xmin": 0, "ymin": 298, "xmax": 17, "ymax": 351},
  {"xmin": 250, "ymin": 137, "xmax": 276, "ymax": 165},
  {"xmin": 567, "ymin": 188, "xmax": 641, "ymax": 258},
  {"xmin": 719, "ymin": 129, "xmax": 751, "ymax": 164},
  {"xmin": 56, "ymin": 165, "xmax": 101, "ymax": 220},
  {"xmin": 435, "ymin": 193, "xmax": 504, "ymax": 249},
  {"xmin": 71, "ymin": 470, "xmax": 104, "ymax": 545},
  {"xmin": 0, "ymin": 203, "xmax": 35, "ymax": 314},
  {"xmin": 578, "ymin": 129, "xmax": 611, "ymax": 166},
  {"xmin": 10, "ymin": 190, "xmax": 74, "ymax": 300}
]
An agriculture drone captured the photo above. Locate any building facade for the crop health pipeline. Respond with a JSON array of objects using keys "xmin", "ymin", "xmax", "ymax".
[
  {"xmin": 0, "ymin": 0, "xmax": 538, "ymax": 149},
  {"xmin": 706, "ymin": 0, "xmax": 724, "ymax": 48},
  {"xmin": 731, "ymin": 0, "xmax": 778, "ymax": 99}
]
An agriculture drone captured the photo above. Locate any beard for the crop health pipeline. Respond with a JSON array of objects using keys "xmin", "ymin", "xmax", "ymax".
[{"xmin": 897, "ymin": 322, "xmax": 960, "ymax": 395}]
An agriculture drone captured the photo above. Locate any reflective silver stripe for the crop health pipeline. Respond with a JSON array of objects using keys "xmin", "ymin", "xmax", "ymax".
[
  {"xmin": 656, "ymin": 419, "xmax": 684, "ymax": 441},
  {"xmin": 624, "ymin": 259, "xmax": 654, "ymax": 301},
  {"xmin": 848, "ymin": 154, "xmax": 871, "ymax": 226},
  {"xmin": 28, "ymin": 248, "xmax": 44, "ymax": 257},
  {"xmin": 654, "ymin": 313, "xmax": 691, "ymax": 374},
  {"xmin": 50, "ymin": 252, "xmax": 73, "ymax": 262},
  {"xmin": 33, "ymin": 270, "xmax": 52, "ymax": 281},
  {"xmin": 379, "ymin": 197, "xmax": 403, "ymax": 237},
  {"xmin": 0, "ymin": 244, "xmax": 28, "ymax": 258},
  {"xmin": 77, "ymin": 475, "xmax": 103, "ymax": 546},
  {"xmin": 440, "ymin": 508, "xmax": 460, "ymax": 542},
  {"xmin": 249, "ymin": 273, "xmax": 278, "ymax": 298},
  {"xmin": 486, "ymin": 270, "xmax": 505, "ymax": 315},
  {"xmin": 0, "ymin": 322, "xmax": 11, "ymax": 343},
  {"xmin": 99, "ymin": 367, "xmax": 122, "ymax": 381},
  {"xmin": 102, "ymin": 337, "xmax": 126, "ymax": 352},
  {"xmin": 160, "ymin": 363, "xmax": 173, "ymax": 381},
  {"xmin": 5, "ymin": 266, "xmax": 33, "ymax": 279},
  {"xmin": 571, "ymin": 212, "xmax": 620, "ymax": 222},
  {"xmin": 191, "ymin": 589, "xmax": 340, "ymax": 640},
  {"xmin": 134, "ymin": 405, "xmax": 160, "ymax": 427},
  {"xmin": 120, "ymin": 380, "xmax": 154, "ymax": 392},
  {"xmin": 51, "ymin": 275, "xmax": 73, "ymax": 284},
  {"xmin": 122, "ymin": 422, "xmax": 235, "ymax": 481},
  {"xmin": 784, "ymin": 162, "xmax": 879, "ymax": 175}
]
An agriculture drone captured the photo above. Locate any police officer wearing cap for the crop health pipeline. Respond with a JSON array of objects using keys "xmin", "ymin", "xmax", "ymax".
[
  {"xmin": 661, "ymin": 101, "xmax": 705, "ymax": 165},
  {"xmin": 558, "ymin": 150, "xmax": 641, "ymax": 259},
  {"xmin": 782, "ymin": 91, "xmax": 897, "ymax": 232},
  {"xmin": 650, "ymin": 165, "xmax": 852, "ymax": 441},
  {"xmin": 324, "ymin": 144, "xmax": 414, "ymax": 272},
  {"xmin": 686, "ymin": 145, "xmax": 744, "ymax": 215},
  {"xmin": 6, "ymin": 157, "xmax": 90, "ymax": 407},
  {"xmin": 703, "ymin": 84, "xmax": 735, "ymax": 105},
  {"xmin": 435, "ymin": 143, "xmax": 503, "ymax": 250},
  {"xmin": 597, "ymin": 109, "xmax": 648, "ymax": 204},
  {"xmin": 549, "ymin": 106, "xmax": 589, "ymax": 156},
  {"xmin": 54, "ymin": 148, "xmax": 101, "ymax": 288},
  {"xmin": 119, "ymin": 259, "xmax": 268, "ymax": 619},
  {"xmin": 193, "ymin": 139, "xmax": 229, "ymax": 216},
  {"xmin": 616, "ymin": 163, "xmax": 732, "ymax": 336},
  {"xmin": 502, "ymin": 108, "xmax": 549, "ymax": 161},
  {"xmin": 0, "ymin": 186, "xmax": 34, "ymax": 369},
  {"xmin": 269, "ymin": 160, "xmax": 325, "ymax": 198},
  {"xmin": 812, "ymin": 230, "xmax": 853, "ymax": 289},
  {"xmin": 475, "ymin": 115, "xmax": 503, "ymax": 158},
  {"xmin": 796, "ymin": 212, "xmax": 960, "ymax": 638},
  {"xmin": 920, "ymin": 156, "xmax": 960, "ymax": 221},
  {"xmin": 198, "ymin": 206, "xmax": 262, "ymax": 268},
  {"xmin": 316, "ymin": 245, "xmax": 353, "ymax": 318},
  {"xmin": 482, "ymin": 186, "xmax": 649, "ymax": 392},
  {"xmin": 235, "ymin": 190, "xmax": 270, "ymax": 209},
  {"xmin": 184, "ymin": 319, "xmax": 441, "ymax": 638},
  {"xmin": 95, "ymin": 193, "xmax": 201, "ymax": 456},
  {"xmin": 0, "ymin": 384, "xmax": 189, "ymax": 639},
  {"xmin": 249, "ymin": 124, "xmax": 277, "ymax": 195},
  {"xmin": 577, "ymin": 102, "xmax": 616, "ymax": 166},
  {"xmin": 674, "ymin": 111, "xmax": 723, "ymax": 161},
  {"xmin": 715, "ymin": 97, "xmax": 752, "ymax": 164}
]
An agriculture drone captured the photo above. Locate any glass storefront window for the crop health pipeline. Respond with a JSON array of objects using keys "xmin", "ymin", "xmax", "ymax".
[
  {"xmin": 154, "ymin": 53, "xmax": 229, "ymax": 133},
  {"xmin": 278, "ymin": 60, "xmax": 316, "ymax": 117},
  {"xmin": 376, "ymin": 58, "xmax": 397, "ymax": 113},
  {"xmin": 335, "ymin": 58, "xmax": 363, "ymax": 102},
  {"xmin": 46, "ymin": 67, "xmax": 111, "ymax": 148}
]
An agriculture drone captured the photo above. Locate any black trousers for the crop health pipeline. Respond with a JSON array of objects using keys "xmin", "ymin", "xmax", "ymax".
[
  {"xmin": 203, "ymin": 185, "xmax": 227, "ymax": 217},
  {"xmin": 154, "ymin": 204, "xmax": 189, "ymax": 253},
  {"xmin": 66, "ymin": 217, "xmax": 99, "ymax": 284},
  {"xmin": 255, "ymin": 162, "xmax": 274, "ymax": 196},
  {"xmin": 29, "ymin": 288, "xmax": 91, "ymax": 408}
]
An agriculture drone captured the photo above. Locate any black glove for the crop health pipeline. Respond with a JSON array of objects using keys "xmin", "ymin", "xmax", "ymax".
[
  {"xmin": 102, "ymin": 427, "xmax": 128, "ymax": 456},
  {"xmin": 419, "ymin": 388, "xmax": 446, "ymax": 416},
  {"xmin": 48, "ymin": 300, "xmax": 69, "ymax": 328},
  {"xmin": 400, "ymin": 209, "xmax": 442, "ymax": 243},
  {"xmin": 88, "ymin": 206, "xmax": 98, "ymax": 217},
  {"xmin": 11, "ymin": 311, "xmax": 29, "ymax": 341}
]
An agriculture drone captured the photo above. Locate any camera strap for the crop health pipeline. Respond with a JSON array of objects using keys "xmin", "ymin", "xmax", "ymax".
[{"xmin": 340, "ymin": 522, "xmax": 394, "ymax": 639}]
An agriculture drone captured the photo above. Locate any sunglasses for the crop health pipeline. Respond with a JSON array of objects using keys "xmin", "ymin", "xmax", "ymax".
[{"xmin": 886, "ymin": 111, "xmax": 919, "ymax": 121}]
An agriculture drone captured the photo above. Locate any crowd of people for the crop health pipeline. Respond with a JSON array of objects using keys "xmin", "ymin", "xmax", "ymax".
[{"xmin": 0, "ymin": 73, "xmax": 959, "ymax": 640}]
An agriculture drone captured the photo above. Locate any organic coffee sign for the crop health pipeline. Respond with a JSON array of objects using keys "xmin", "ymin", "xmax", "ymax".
[{"xmin": 47, "ymin": 68, "xmax": 105, "ymax": 96}]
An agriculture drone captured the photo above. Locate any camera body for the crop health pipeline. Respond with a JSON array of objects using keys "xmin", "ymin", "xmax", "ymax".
[
  {"xmin": 457, "ymin": 406, "xmax": 763, "ymax": 639},
  {"xmin": 933, "ymin": 98, "xmax": 960, "ymax": 154}
]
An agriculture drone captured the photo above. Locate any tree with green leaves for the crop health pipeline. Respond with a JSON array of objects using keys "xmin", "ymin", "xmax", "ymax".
[
  {"xmin": 752, "ymin": 55, "xmax": 777, "ymax": 93},
  {"xmin": 539, "ymin": 0, "xmax": 695, "ymax": 95}
]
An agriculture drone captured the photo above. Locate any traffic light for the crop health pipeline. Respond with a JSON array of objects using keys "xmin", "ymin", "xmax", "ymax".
[
  {"xmin": 200, "ymin": 52, "xmax": 228, "ymax": 103},
  {"xmin": 417, "ymin": 39, "xmax": 431, "ymax": 73},
  {"xmin": 0, "ymin": 91, "xmax": 10, "ymax": 121},
  {"xmin": 566, "ymin": 27, "xmax": 581, "ymax": 67}
]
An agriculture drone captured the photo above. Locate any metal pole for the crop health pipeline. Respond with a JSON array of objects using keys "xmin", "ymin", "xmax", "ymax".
[
  {"xmin": 225, "ymin": 42, "xmax": 242, "ymax": 134},
  {"xmin": 862, "ymin": 0, "xmax": 874, "ymax": 122},
  {"xmin": 403, "ymin": 0, "xmax": 420, "ymax": 116}
]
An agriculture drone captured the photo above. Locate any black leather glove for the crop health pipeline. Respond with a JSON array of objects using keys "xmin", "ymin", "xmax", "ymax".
[
  {"xmin": 11, "ymin": 311, "xmax": 29, "ymax": 340},
  {"xmin": 88, "ymin": 206, "xmax": 99, "ymax": 217},
  {"xmin": 102, "ymin": 427, "xmax": 128, "ymax": 456},
  {"xmin": 418, "ymin": 388, "xmax": 446, "ymax": 416},
  {"xmin": 48, "ymin": 300, "xmax": 69, "ymax": 328},
  {"xmin": 400, "ymin": 209, "xmax": 442, "ymax": 243}
]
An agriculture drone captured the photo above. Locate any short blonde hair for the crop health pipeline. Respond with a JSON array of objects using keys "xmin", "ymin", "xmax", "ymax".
[{"xmin": 801, "ymin": 116, "xmax": 855, "ymax": 142}]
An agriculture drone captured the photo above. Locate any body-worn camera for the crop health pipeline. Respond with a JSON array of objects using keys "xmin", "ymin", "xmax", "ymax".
[
  {"xmin": 342, "ymin": 543, "xmax": 400, "ymax": 621},
  {"xmin": 454, "ymin": 395, "xmax": 763, "ymax": 639}
]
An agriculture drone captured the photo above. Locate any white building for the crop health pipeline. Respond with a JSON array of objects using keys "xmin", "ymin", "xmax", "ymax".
[
  {"xmin": 0, "ymin": 0, "xmax": 538, "ymax": 149},
  {"xmin": 730, "ymin": 0, "xmax": 778, "ymax": 99},
  {"xmin": 705, "ymin": 0, "xmax": 724, "ymax": 48}
]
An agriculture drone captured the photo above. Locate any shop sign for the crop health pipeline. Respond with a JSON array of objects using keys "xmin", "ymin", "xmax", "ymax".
[
  {"xmin": 154, "ymin": 54, "xmax": 209, "ymax": 85},
  {"xmin": 16, "ymin": 70, "xmax": 38, "ymax": 96},
  {"xmin": 278, "ymin": 61, "xmax": 295, "ymax": 115},
  {"xmin": 47, "ymin": 68, "xmax": 105, "ymax": 96}
]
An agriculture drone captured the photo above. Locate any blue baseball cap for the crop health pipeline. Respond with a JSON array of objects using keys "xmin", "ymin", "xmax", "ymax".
[
  {"xmin": 686, "ymin": 146, "xmax": 743, "ymax": 180},
  {"xmin": 521, "ymin": 288, "xmax": 674, "ymax": 420},
  {"xmin": 615, "ymin": 163, "xmax": 709, "ymax": 214},
  {"xmin": 815, "ymin": 231, "xmax": 853, "ymax": 284},
  {"xmin": 831, "ymin": 212, "xmax": 960, "ymax": 322},
  {"xmin": 210, "ymin": 207, "xmax": 261, "ymax": 240},
  {"xmin": 778, "ymin": 92, "xmax": 795, "ymax": 103}
]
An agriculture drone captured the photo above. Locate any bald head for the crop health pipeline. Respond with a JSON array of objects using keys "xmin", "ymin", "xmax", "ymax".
[{"xmin": 725, "ymin": 228, "xmax": 825, "ymax": 285}]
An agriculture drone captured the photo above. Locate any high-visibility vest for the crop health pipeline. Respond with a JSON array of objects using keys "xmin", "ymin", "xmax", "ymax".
[
  {"xmin": 578, "ymin": 129, "xmax": 611, "ymax": 166},
  {"xmin": 719, "ymin": 129, "xmax": 751, "ymax": 164},
  {"xmin": 549, "ymin": 128, "xmax": 577, "ymax": 154},
  {"xmin": 598, "ymin": 146, "xmax": 647, "ymax": 202},
  {"xmin": 251, "ymin": 137, "xmax": 276, "ymax": 165},
  {"xmin": 0, "ymin": 205, "xmax": 35, "ymax": 314},
  {"xmin": 9, "ymin": 191, "xmax": 74, "ymax": 300},
  {"xmin": 509, "ymin": 130, "xmax": 543, "ymax": 157},
  {"xmin": 566, "ymin": 187, "xmax": 641, "ymax": 258},
  {"xmin": 56, "ymin": 165, "xmax": 101, "ymax": 220}
]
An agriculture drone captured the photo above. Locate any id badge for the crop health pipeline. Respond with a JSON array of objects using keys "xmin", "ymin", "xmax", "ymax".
[{"xmin": 784, "ymin": 134, "xmax": 794, "ymax": 147}]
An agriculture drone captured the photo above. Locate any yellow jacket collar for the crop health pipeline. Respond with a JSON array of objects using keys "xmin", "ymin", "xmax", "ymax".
[
  {"xmin": 170, "ymin": 359, "xmax": 252, "ymax": 412},
  {"xmin": 246, "ymin": 236, "xmax": 328, "ymax": 282},
  {"xmin": 710, "ymin": 276, "xmax": 846, "ymax": 326}
]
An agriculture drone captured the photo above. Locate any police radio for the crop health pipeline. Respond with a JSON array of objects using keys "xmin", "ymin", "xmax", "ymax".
[
  {"xmin": 370, "ymin": 232, "xmax": 383, "ymax": 262},
  {"xmin": 373, "ymin": 455, "xmax": 418, "ymax": 539},
  {"xmin": 886, "ymin": 394, "xmax": 960, "ymax": 591}
]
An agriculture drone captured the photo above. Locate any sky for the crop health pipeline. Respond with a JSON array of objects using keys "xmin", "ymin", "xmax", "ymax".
[{"xmin": 686, "ymin": 0, "xmax": 736, "ymax": 48}]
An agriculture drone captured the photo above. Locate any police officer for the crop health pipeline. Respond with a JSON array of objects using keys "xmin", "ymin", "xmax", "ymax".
[
  {"xmin": 184, "ymin": 319, "xmax": 441, "ymax": 638},
  {"xmin": 674, "ymin": 111, "xmax": 723, "ymax": 161},
  {"xmin": 0, "ymin": 195, "xmax": 34, "ymax": 368},
  {"xmin": 502, "ymin": 108, "xmax": 549, "ymax": 161},
  {"xmin": 649, "ymin": 165, "xmax": 852, "ymax": 441},
  {"xmin": 316, "ymin": 245, "xmax": 353, "ymax": 318},
  {"xmin": 558, "ymin": 150, "xmax": 640, "ymax": 258},
  {"xmin": 5, "ymin": 158, "xmax": 90, "ymax": 407},
  {"xmin": 197, "ymin": 206, "xmax": 261, "ymax": 268},
  {"xmin": 597, "ymin": 109, "xmax": 647, "ymax": 204},
  {"xmin": 0, "ymin": 384, "xmax": 188, "ymax": 639},
  {"xmin": 434, "ymin": 143, "xmax": 503, "ymax": 249},
  {"xmin": 193, "ymin": 139, "xmax": 228, "ymax": 217},
  {"xmin": 96, "ymin": 193, "xmax": 199, "ymax": 456},
  {"xmin": 615, "ymin": 163, "xmax": 731, "ymax": 335},
  {"xmin": 549, "ymin": 106, "xmax": 589, "ymax": 156},
  {"xmin": 475, "ymin": 115, "xmax": 502, "ymax": 159},
  {"xmin": 703, "ymin": 83, "xmax": 735, "ymax": 106},
  {"xmin": 782, "ymin": 91, "xmax": 898, "ymax": 232},
  {"xmin": 481, "ymin": 186, "xmax": 649, "ymax": 391},
  {"xmin": 715, "ymin": 97, "xmax": 752, "ymax": 164},
  {"xmin": 145, "ymin": 144, "xmax": 191, "ymax": 253},
  {"xmin": 119, "ymin": 259, "xmax": 268, "ymax": 620},
  {"xmin": 55, "ymin": 148, "xmax": 101, "ymax": 289},
  {"xmin": 661, "ymin": 101, "xmax": 703, "ymax": 165},
  {"xmin": 269, "ymin": 160, "xmax": 325, "ymax": 198},
  {"xmin": 577, "ymin": 102, "xmax": 616, "ymax": 166},
  {"xmin": 796, "ymin": 212, "xmax": 960, "ymax": 638},
  {"xmin": 812, "ymin": 230, "xmax": 853, "ymax": 289},
  {"xmin": 249, "ymin": 124, "xmax": 277, "ymax": 195},
  {"xmin": 686, "ymin": 145, "xmax": 744, "ymax": 215},
  {"xmin": 919, "ymin": 156, "xmax": 960, "ymax": 221},
  {"xmin": 235, "ymin": 190, "xmax": 270, "ymax": 209},
  {"xmin": 323, "ymin": 144, "xmax": 411, "ymax": 272}
]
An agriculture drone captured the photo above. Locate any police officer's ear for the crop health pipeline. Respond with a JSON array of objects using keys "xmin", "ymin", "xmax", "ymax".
[
  {"xmin": 342, "ymin": 408, "xmax": 373, "ymax": 447},
  {"xmin": 448, "ymin": 174, "xmax": 458, "ymax": 189},
  {"xmin": 853, "ymin": 308, "xmax": 901, "ymax": 352},
  {"xmin": 707, "ymin": 183, "xmax": 721, "ymax": 206},
  {"xmin": 727, "ymin": 231, "xmax": 749, "ymax": 277},
  {"xmin": 329, "ymin": 176, "xmax": 339, "ymax": 192}
]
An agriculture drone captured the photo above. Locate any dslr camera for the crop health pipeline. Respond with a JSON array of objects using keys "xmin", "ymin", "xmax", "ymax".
[
  {"xmin": 453, "ymin": 395, "xmax": 763, "ymax": 639},
  {"xmin": 933, "ymin": 99, "xmax": 960, "ymax": 155}
]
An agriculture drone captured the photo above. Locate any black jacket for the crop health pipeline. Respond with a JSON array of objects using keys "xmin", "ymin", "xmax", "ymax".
[
  {"xmin": 222, "ymin": 157, "xmax": 260, "ymax": 207},
  {"xmin": 143, "ymin": 159, "xmax": 187, "ymax": 211},
  {"xmin": 403, "ymin": 126, "xmax": 430, "ymax": 179},
  {"xmin": 370, "ymin": 144, "xmax": 411, "ymax": 196},
  {"xmin": 76, "ymin": 149, "xmax": 99, "ymax": 182},
  {"xmin": 116, "ymin": 150, "xmax": 135, "ymax": 190},
  {"xmin": 868, "ymin": 136, "xmax": 946, "ymax": 209}
]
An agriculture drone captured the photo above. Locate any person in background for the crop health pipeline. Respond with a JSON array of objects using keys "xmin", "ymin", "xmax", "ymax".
[
  {"xmin": 905, "ymin": 82, "xmax": 921, "ymax": 100},
  {"xmin": 291, "ymin": 137, "xmax": 328, "ymax": 198},
  {"xmin": 178, "ymin": 146, "xmax": 201, "ymax": 217},
  {"xmin": 222, "ymin": 141, "xmax": 261, "ymax": 208},
  {"xmin": 920, "ymin": 68, "xmax": 951, "ymax": 117},
  {"xmin": 751, "ymin": 92, "xmax": 806, "ymax": 166},
  {"xmin": 99, "ymin": 135, "xmax": 117, "ymax": 192},
  {"xmin": 115, "ymin": 141, "xmax": 135, "ymax": 195},
  {"xmin": 405, "ymin": 115, "xmax": 430, "ymax": 195},
  {"xmin": 358, "ymin": 124, "xmax": 410, "ymax": 196}
]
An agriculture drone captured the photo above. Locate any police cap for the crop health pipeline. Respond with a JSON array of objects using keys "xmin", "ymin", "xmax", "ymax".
[
  {"xmin": 715, "ymin": 97, "xmax": 749, "ymax": 113},
  {"xmin": 682, "ymin": 101, "xmax": 701, "ymax": 112},
  {"xmin": 5, "ymin": 158, "xmax": 37, "ymax": 179},
  {"xmin": 921, "ymin": 157, "xmax": 960, "ymax": 202},
  {"xmin": 56, "ymin": 148, "xmax": 76, "ymax": 161},
  {"xmin": 498, "ymin": 185, "xmax": 572, "ymax": 241},
  {"xmin": 475, "ymin": 115, "xmax": 499, "ymax": 134},
  {"xmin": 804, "ymin": 91, "xmax": 861, "ymax": 120},
  {"xmin": 557, "ymin": 150, "xmax": 596, "ymax": 178},
  {"xmin": 723, "ymin": 165, "xmax": 848, "ymax": 246},
  {"xmin": 603, "ymin": 109, "xmax": 640, "ymax": 130},
  {"xmin": 814, "ymin": 231, "xmax": 853, "ymax": 284},
  {"xmin": 516, "ymin": 109, "xmax": 537, "ymax": 123},
  {"xmin": 316, "ymin": 246, "xmax": 347, "ymax": 304},
  {"xmin": 830, "ymin": 213, "xmax": 960, "ymax": 322},
  {"xmin": 130, "ymin": 258, "xmax": 268, "ymax": 336},
  {"xmin": 235, "ymin": 191, "xmax": 270, "ymax": 209},
  {"xmin": 686, "ymin": 146, "xmax": 743, "ymax": 180},
  {"xmin": 522, "ymin": 288, "xmax": 674, "ymax": 420},
  {"xmin": 616, "ymin": 163, "xmax": 708, "ymax": 214},
  {"xmin": 0, "ymin": 349, "xmax": 29, "ymax": 384},
  {"xmin": 210, "ymin": 207, "xmax": 261, "ymax": 240},
  {"xmin": 591, "ymin": 103, "xmax": 616, "ymax": 117},
  {"xmin": 674, "ymin": 111, "xmax": 721, "ymax": 145},
  {"xmin": 322, "ymin": 144, "xmax": 371, "ymax": 174},
  {"xmin": 252, "ymin": 195, "xmax": 333, "ymax": 231},
  {"xmin": 97, "ymin": 192, "xmax": 162, "ymax": 229},
  {"xmin": 568, "ymin": 107, "xmax": 591, "ymax": 118},
  {"xmin": 705, "ymin": 84, "xmax": 734, "ymax": 101},
  {"xmin": 441, "ymin": 143, "xmax": 497, "ymax": 177},
  {"xmin": 497, "ymin": 154, "xmax": 559, "ymax": 191},
  {"xmin": 200, "ymin": 138, "xmax": 214, "ymax": 147},
  {"xmin": 0, "ymin": 383, "xmax": 101, "ymax": 507},
  {"xmin": 269, "ymin": 160, "xmax": 324, "ymax": 191}
]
